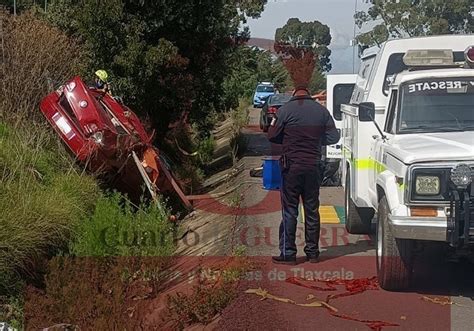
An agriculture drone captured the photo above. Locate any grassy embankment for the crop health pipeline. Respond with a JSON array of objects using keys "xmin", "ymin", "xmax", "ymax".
[
  {"xmin": 0, "ymin": 10, "xmax": 252, "ymax": 329},
  {"xmin": 0, "ymin": 12, "xmax": 174, "ymax": 328}
]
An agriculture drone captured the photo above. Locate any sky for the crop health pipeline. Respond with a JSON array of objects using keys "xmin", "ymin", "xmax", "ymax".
[{"xmin": 245, "ymin": 0, "xmax": 372, "ymax": 74}]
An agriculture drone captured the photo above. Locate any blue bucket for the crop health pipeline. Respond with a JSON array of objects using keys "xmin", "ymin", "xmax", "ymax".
[{"xmin": 263, "ymin": 157, "xmax": 281, "ymax": 190}]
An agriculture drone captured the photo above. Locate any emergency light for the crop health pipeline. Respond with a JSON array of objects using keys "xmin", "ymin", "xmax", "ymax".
[{"xmin": 403, "ymin": 49, "xmax": 454, "ymax": 67}]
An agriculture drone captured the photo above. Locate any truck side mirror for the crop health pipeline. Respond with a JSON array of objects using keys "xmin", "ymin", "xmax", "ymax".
[{"xmin": 358, "ymin": 102, "xmax": 375, "ymax": 122}]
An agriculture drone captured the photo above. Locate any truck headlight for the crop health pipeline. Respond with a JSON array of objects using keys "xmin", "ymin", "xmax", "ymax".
[{"xmin": 415, "ymin": 176, "xmax": 440, "ymax": 195}]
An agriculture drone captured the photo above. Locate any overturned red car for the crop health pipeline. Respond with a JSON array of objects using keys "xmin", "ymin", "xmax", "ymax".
[{"xmin": 40, "ymin": 76, "xmax": 191, "ymax": 209}]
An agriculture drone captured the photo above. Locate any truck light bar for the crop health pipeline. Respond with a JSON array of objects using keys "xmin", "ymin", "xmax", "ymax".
[{"xmin": 403, "ymin": 49, "xmax": 454, "ymax": 67}]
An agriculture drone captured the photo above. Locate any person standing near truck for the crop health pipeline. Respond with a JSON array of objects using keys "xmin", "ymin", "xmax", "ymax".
[{"xmin": 268, "ymin": 86, "xmax": 340, "ymax": 265}]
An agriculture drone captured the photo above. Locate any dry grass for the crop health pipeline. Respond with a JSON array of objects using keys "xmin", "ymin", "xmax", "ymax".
[
  {"xmin": 0, "ymin": 10, "xmax": 86, "ymax": 122},
  {"xmin": 166, "ymin": 254, "xmax": 252, "ymax": 330}
]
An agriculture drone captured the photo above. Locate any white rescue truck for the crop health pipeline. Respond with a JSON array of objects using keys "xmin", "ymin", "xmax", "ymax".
[{"xmin": 342, "ymin": 38, "xmax": 474, "ymax": 290}]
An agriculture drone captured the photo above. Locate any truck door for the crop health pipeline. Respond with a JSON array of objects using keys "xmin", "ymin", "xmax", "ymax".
[
  {"xmin": 369, "ymin": 90, "xmax": 398, "ymax": 198},
  {"xmin": 327, "ymin": 82, "xmax": 355, "ymax": 159}
]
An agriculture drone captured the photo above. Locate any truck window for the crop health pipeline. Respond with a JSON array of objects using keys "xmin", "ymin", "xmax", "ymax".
[
  {"xmin": 383, "ymin": 52, "xmax": 466, "ymax": 96},
  {"xmin": 352, "ymin": 55, "xmax": 376, "ymax": 103},
  {"xmin": 397, "ymin": 77, "xmax": 474, "ymax": 134},
  {"xmin": 384, "ymin": 90, "xmax": 398, "ymax": 134},
  {"xmin": 333, "ymin": 83, "xmax": 355, "ymax": 121}
]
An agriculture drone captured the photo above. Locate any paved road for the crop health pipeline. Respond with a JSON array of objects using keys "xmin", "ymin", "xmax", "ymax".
[{"xmin": 218, "ymin": 107, "xmax": 474, "ymax": 330}]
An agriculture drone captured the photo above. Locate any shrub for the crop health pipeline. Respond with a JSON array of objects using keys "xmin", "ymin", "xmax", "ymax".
[
  {"xmin": 196, "ymin": 136, "xmax": 216, "ymax": 165},
  {"xmin": 167, "ymin": 281, "xmax": 238, "ymax": 329},
  {"xmin": 0, "ymin": 294, "xmax": 23, "ymax": 330},
  {"xmin": 19, "ymin": 193, "xmax": 175, "ymax": 329},
  {"xmin": 21, "ymin": 191, "xmax": 175, "ymax": 329},
  {"xmin": 0, "ymin": 123, "xmax": 100, "ymax": 293},
  {"xmin": 71, "ymin": 193, "xmax": 175, "ymax": 257},
  {"xmin": 0, "ymin": 8, "xmax": 98, "ymax": 291},
  {"xmin": 0, "ymin": 11, "xmax": 99, "ymax": 328},
  {"xmin": 24, "ymin": 256, "xmax": 173, "ymax": 330},
  {"xmin": 166, "ymin": 256, "xmax": 251, "ymax": 329},
  {"xmin": 0, "ymin": 10, "xmax": 86, "ymax": 122}
]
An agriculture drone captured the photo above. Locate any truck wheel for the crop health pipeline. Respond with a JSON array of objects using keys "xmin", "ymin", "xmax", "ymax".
[
  {"xmin": 345, "ymin": 173, "xmax": 374, "ymax": 234},
  {"xmin": 376, "ymin": 196, "xmax": 413, "ymax": 291}
]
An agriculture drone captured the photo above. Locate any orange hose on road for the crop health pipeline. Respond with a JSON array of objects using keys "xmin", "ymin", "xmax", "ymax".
[{"xmin": 285, "ymin": 276, "xmax": 399, "ymax": 330}]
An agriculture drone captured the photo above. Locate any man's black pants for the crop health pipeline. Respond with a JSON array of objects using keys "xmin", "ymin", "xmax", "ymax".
[{"xmin": 279, "ymin": 163, "xmax": 321, "ymax": 258}]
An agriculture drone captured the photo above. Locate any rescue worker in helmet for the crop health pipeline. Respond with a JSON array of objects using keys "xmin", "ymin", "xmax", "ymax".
[{"xmin": 94, "ymin": 69, "xmax": 110, "ymax": 94}]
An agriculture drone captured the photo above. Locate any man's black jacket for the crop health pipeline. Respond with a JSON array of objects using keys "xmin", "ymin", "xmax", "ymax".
[{"xmin": 268, "ymin": 95, "xmax": 340, "ymax": 166}]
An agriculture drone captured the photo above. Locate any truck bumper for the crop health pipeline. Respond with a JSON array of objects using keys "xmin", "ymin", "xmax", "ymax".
[
  {"xmin": 389, "ymin": 189, "xmax": 473, "ymax": 245},
  {"xmin": 388, "ymin": 215, "xmax": 447, "ymax": 241}
]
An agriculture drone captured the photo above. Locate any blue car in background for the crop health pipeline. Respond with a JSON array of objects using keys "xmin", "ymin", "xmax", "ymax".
[{"xmin": 253, "ymin": 82, "xmax": 275, "ymax": 108}]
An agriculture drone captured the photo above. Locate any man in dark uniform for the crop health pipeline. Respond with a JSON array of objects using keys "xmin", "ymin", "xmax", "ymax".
[{"xmin": 268, "ymin": 86, "xmax": 340, "ymax": 265}]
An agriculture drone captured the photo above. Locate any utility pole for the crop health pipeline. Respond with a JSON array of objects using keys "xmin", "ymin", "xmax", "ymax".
[
  {"xmin": 13, "ymin": 0, "xmax": 17, "ymax": 16},
  {"xmin": 352, "ymin": 0, "xmax": 358, "ymax": 74}
]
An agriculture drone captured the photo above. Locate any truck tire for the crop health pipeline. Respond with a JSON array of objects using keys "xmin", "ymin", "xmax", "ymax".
[
  {"xmin": 376, "ymin": 196, "xmax": 413, "ymax": 291},
  {"xmin": 345, "ymin": 173, "xmax": 374, "ymax": 234}
]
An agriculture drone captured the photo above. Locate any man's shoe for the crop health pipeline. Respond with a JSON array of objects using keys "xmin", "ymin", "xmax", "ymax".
[
  {"xmin": 272, "ymin": 255, "xmax": 297, "ymax": 265},
  {"xmin": 306, "ymin": 253, "xmax": 320, "ymax": 263}
]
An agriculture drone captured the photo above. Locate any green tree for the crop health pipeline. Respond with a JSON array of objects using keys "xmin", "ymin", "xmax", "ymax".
[
  {"xmin": 275, "ymin": 17, "xmax": 332, "ymax": 72},
  {"xmin": 37, "ymin": 0, "xmax": 268, "ymax": 138},
  {"xmin": 1, "ymin": 0, "xmax": 268, "ymax": 183},
  {"xmin": 309, "ymin": 69, "xmax": 326, "ymax": 93},
  {"xmin": 224, "ymin": 46, "xmax": 290, "ymax": 105},
  {"xmin": 356, "ymin": 0, "xmax": 474, "ymax": 47}
]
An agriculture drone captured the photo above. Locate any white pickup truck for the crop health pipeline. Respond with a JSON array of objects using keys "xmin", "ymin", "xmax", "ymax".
[{"xmin": 342, "ymin": 40, "xmax": 474, "ymax": 290}]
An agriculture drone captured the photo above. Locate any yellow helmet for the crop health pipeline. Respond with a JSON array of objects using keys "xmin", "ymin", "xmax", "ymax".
[{"xmin": 95, "ymin": 69, "xmax": 108, "ymax": 82}]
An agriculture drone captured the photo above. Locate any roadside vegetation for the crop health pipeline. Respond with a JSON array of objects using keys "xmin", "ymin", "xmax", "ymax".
[
  {"xmin": 72, "ymin": 193, "xmax": 174, "ymax": 258},
  {"xmin": 166, "ymin": 249, "xmax": 251, "ymax": 330},
  {"xmin": 355, "ymin": 1, "xmax": 474, "ymax": 47},
  {"xmin": 0, "ymin": 122, "xmax": 100, "ymax": 329},
  {"xmin": 0, "ymin": 11, "xmax": 96, "ymax": 319},
  {"xmin": 0, "ymin": 10, "xmax": 173, "ymax": 328},
  {"xmin": 0, "ymin": 1, "xmax": 276, "ymax": 328}
]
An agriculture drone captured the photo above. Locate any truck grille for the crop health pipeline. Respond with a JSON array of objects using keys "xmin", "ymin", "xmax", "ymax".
[
  {"xmin": 447, "ymin": 186, "xmax": 474, "ymax": 247},
  {"xmin": 468, "ymin": 198, "xmax": 474, "ymax": 240}
]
